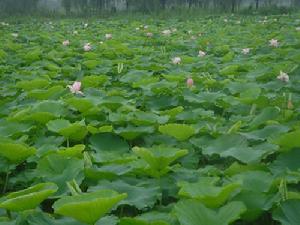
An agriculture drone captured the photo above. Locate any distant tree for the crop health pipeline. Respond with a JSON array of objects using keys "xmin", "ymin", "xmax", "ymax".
[{"xmin": 62, "ymin": 0, "xmax": 71, "ymax": 15}]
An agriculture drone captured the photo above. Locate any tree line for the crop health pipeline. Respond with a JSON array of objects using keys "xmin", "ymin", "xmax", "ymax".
[{"xmin": 0, "ymin": 0, "xmax": 299, "ymax": 15}]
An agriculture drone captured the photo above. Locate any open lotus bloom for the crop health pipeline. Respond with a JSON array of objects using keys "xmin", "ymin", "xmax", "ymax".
[
  {"xmin": 186, "ymin": 78, "xmax": 194, "ymax": 88},
  {"xmin": 269, "ymin": 39, "xmax": 279, "ymax": 47},
  {"xmin": 277, "ymin": 71, "xmax": 289, "ymax": 82},
  {"xmin": 242, "ymin": 48, "xmax": 250, "ymax": 54},
  {"xmin": 63, "ymin": 40, "xmax": 70, "ymax": 46},
  {"xmin": 105, "ymin": 33, "xmax": 112, "ymax": 39},
  {"xmin": 224, "ymin": 19, "xmax": 228, "ymax": 23},
  {"xmin": 146, "ymin": 32, "xmax": 153, "ymax": 37},
  {"xmin": 11, "ymin": 33, "xmax": 18, "ymax": 38},
  {"xmin": 84, "ymin": 23, "xmax": 88, "ymax": 28},
  {"xmin": 172, "ymin": 57, "xmax": 181, "ymax": 65},
  {"xmin": 83, "ymin": 43, "xmax": 92, "ymax": 51},
  {"xmin": 162, "ymin": 29, "xmax": 171, "ymax": 36},
  {"xmin": 144, "ymin": 25, "xmax": 148, "ymax": 29},
  {"xmin": 198, "ymin": 50, "xmax": 206, "ymax": 57},
  {"xmin": 67, "ymin": 81, "xmax": 83, "ymax": 95}
]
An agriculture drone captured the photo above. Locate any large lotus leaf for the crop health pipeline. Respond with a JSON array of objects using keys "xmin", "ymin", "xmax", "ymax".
[
  {"xmin": 0, "ymin": 141, "xmax": 36, "ymax": 163},
  {"xmin": 65, "ymin": 98, "xmax": 95, "ymax": 113},
  {"xmin": 233, "ymin": 190, "xmax": 279, "ymax": 221},
  {"xmin": 174, "ymin": 200, "xmax": 246, "ymax": 225},
  {"xmin": 36, "ymin": 154, "xmax": 84, "ymax": 196},
  {"xmin": 119, "ymin": 218, "xmax": 169, "ymax": 225},
  {"xmin": 27, "ymin": 86, "xmax": 64, "ymax": 100},
  {"xmin": 16, "ymin": 79, "xmax": 49, "ymax": 91},
  {"xmin": 0, "ymin": 120, "xmax": 33, "ymax": 137},
  {"xmin": 274, "ymin": 130, "xmax": 300, "ymax": 151},
  {"xmin": 128, "ymin": 111, "xmax": 169, "ymax": 126},
  {"xmin": 89, "ymin": 180, "xmax": 161, "ymax": 210},
  {"xmin": 240, "ymin": 124, "xmax": 289, "ymax": 141},
  {"xmin": 47, "ymin": 119, "xmax": 88, "ymax": 141},
  {"xmin": 273, "ymin": 200, "xmax": 300, "ymax": 225},
  {"xmin": 99, "ymin": 96, "xmax": 127, "ymax": 110},
  {"xmin": 89, "ymin": 133, "xmax": 129, "ymax": 153},
  {"xmin": 230, "ymin": 171, "xmax": 273, "ymax": 193},
  {"xmin": 178, "ymin": 177, "xmax": 240, "ymax": 208},
  {"xmin": 85, "ymin": 164, "xmax": 133, "ymax": 180},
  {"xmin": 114, "ymin": 126, "xmax": 155, "ymax": 140},
  {"xmin": 57, "ymin": 144, "xmax": 85, "ymax": 158},
  {"xmin": 132, "ymin": 146, "xmax": 188, "ymax": 177},
  {"xmin": 269, "ymin": 149, "xmax": 300, "ymax": 176},
  {"xmin": 53, "ymin": 190, "xmax": 127, "ymax": 225},
  {"xmin": 0, "ymin": 182, "xmax": 57, "ymax": 211},
  {"xmin": 82, "ymin": 75, "xmax": 108, "ymax": 88},
  {"xmin": 158, "ymin": 124, "xmax": 195, "ymax": 141},
  {"xmin": 249, "ymin": 107, "xmax": 280, "ymax": 128},
  {"xmin": 202, "ymin": 134, "xmax": 278, "ymax": 163}
]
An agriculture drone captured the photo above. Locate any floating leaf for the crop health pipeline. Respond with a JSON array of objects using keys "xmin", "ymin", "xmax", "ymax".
[
  {"xmin": 158, "ymin": 124, "xmax": 195, "ymax": 141},
  {"xmin": 0, "ymin": 183, "xmax": 57, "ymax": 211},
  {"xmin": 53, "ymin": 190, "xmax": 127, "ymax": 225}
]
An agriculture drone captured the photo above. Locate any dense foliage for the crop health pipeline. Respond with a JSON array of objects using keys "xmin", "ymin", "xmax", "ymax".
[
  {"xmin": 0, "ymin": 13, "xmax": 300, "ymax": 225},
  {"xmin": 0, "ymin": 0, "xmax": 299, "ymax": 15}
]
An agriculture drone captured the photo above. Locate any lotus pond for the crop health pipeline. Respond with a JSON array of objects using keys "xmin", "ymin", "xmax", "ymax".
[{"xmin": 0, "ymin": 14, "xmax": 300, "ymax": 225}]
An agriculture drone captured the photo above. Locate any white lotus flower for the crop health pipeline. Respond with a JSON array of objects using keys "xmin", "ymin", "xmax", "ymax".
[
  {"xmin": 242, "ymin": 48, "xmax": 250, "ymax": 55},
  {"xmin": 172, "ymin": 57, "xmax": 181, "ymax": 65},
  {"xmin": 269, "ymin": 39, "xmax": 279, "ymax": 47},
  {"xmin": 277, "ymin": 71, "xmax": 289, "ymax": 82},
  {"xmin": 162, "ymin": 29, "xmax": 171, "ymax": 36},
  {"xmin": 198, "ymin": 50, "xmax": 206, "ymax": 57}
]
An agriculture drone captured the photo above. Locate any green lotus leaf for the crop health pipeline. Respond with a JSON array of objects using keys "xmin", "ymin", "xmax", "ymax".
[
  {"xmin": 58, "ymin": 144, "xmax": 85, "ymax": 158},
  {"xmin": 119, "ymin": 218, "xmax": 169, "ymax": 225},
  {"xmin": 47, "ymin": 119, "xmax": 88, "ymax": 141},
  {"xmin": 89, "ymin": 133, "xmax": 129, "ymax": 153},
  {"xmin": 114, "ymin": 126, "xmax": 155, "ymax": 140},
  {"xmin": 0, "ymin": 183, "xmax": 58, "ymax": 211},
  {"xmin": 174, "ymin": 200, "xmax": 246, "ymax": 225},
  {"xmin": 36, "ymin": 154, "xmax": 84, "ymax": 196},
  {"xmin": 27, "ymin": 85, "xmax": 64, "ymax": 100},
  {"xmin": 16, "ymin": 79, "xmax": 49, "ymax": 91},
  {"xmin": 89, "ymin": 180, "xmax": 161, "ymax": 210},
  {"xmin": 0, "ymin": 141, "xmax": 36, "ymax": 163},
  {"xmin": 53, "ymin": 190, "xmax": 127, "ymax": 225},
  {"xmin": 65, "ymin": 98, "xmax": 95, "ymax": 113},
  {"xmin": 273, "ymin": 200, "xmax": 300, "ymax": 225},
  {"xmin": 158, "ymin": 123, "xmax": 195, "ymax": 141},
  {"xmin": 178, "ymin": 177, "xmax": 241, "ymax": 208},
  {"xmin": 82, "ymin": 75, "xmax": 108, "ymax": 87},
  {"xmin": 132, "ymin": 146, "xmax": 188, "ymax": 177},
  {"xmin": 274, "ymin": 130, "xmax": 300, "ymax": 151}
]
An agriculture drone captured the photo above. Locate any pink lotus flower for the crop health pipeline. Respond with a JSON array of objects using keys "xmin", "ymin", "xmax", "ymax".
[
  {"xmin": 242, "ymin": 48, "xmax": 250, "ymax": 55},
  {"xmin": 105, "ymin": 34, "xmax": 112, "ymax": 40},
  {"xmin": 172, "ymin": 57, "xmax": 181, "ymax": 65},
  {"xmin": 146, "ymin": 32, "xmax": 153, "ymax": 37},
  {"xmin": 269, "ymin": 39, "xmax": 279, "ymax": 47},
  {"xmin": 198, "ymin": 50, "xmax": 206, "ymax": 57},
  {"xmin": 186, "ymin": 78, "xmax": 194, "ymax": 88},
  {"xmin": 63, "ymin": 40, "xmax": 70, "ymax": 46},
  {"xmin": 83, "ymin": 43, "xmax": 92, "ymax": 51},
  {"xmin": 162, "ymin": 29, "xmax": 171, "ymax": 36},
  {"xmin": 67, "ymin": 81, "xmax": 83, "ymax": 95},
  {"xmin": 277, "ymin": 71, "xmax": 289, "ymax": 82}
]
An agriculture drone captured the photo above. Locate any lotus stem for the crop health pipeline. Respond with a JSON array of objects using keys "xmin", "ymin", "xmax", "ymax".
[
  {"xmin": 67, "ymin": 138, "xmax": 70, "ymax": 148},
  {"xmin": 6, "ymin": 209, "xmax": 11, "ymax": 219},
  {"xmin": 2, "ymin": 169, "xmax": 9, "ymax": 194}
]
